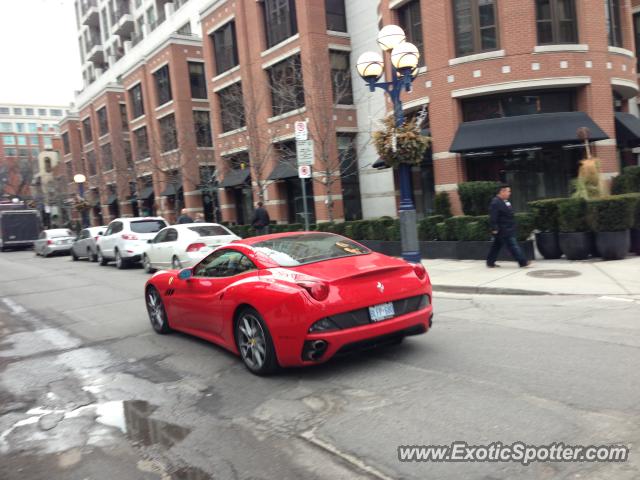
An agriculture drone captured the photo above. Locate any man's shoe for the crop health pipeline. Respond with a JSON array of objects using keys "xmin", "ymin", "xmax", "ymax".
[
  {"xmin": 487, "ymin": 264, "xmax": 501, "ymax": 268},
  {"xmin": 520, "ymin": 261, "xmax": 532, "ymax": 268}
]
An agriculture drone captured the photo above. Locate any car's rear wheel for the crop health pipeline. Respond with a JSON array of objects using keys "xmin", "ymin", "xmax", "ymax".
[
  {"xmin": 235, "ymin": 308, "xmax": 278, "ymax": 376},
  {"xmin": 143, "ymin": 254, "xmax": 155, "ymax": 274},
  {"xmin": 171, "ymin": 256, "xmax": 182, "ymax": 270},
  {"xmin": 88, "ymin": 248, "xmax": 97, "ymax": 262},
  {"xmin": 71, "ymin": 250, "xmax": 78, "ymax": 261},
  {"xmin": 97, "ymin": 249, "xmax": 108, "ymax": 266},
  {"xmin": 146, "ymin": 287, "xmax": 171, "ymax": 334},
  {"xmin": 115, "ymin": 250, "xmax": 127, "ymax": 269}
]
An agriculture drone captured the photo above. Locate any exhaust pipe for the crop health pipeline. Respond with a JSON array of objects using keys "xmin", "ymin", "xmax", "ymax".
[{"xmin": 303, "ymin": 339, "xmax": 328, "ymax": 361}]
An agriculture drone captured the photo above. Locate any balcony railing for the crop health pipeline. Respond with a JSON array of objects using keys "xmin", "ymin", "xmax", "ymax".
[{"xmin": 79, "ymin": 0, "xmax": 97, "ymax": 17}]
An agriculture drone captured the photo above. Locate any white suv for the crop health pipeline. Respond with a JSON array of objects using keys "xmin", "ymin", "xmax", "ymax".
[{"xmin": 96, "ymin": 217, "xmax": 167, "ymax": 269}]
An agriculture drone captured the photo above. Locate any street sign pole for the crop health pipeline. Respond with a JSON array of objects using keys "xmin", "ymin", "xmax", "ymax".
[
  {"xmin": 296, "ymin": 135, "xmax": 313, "ymax": 231},
  {"xmin": 300, "ymin": 176, "xmax": 309, "ymax": 231}
]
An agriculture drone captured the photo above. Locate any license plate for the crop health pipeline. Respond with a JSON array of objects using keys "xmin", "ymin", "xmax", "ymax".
[{"xmin": 369, "ymin": 302, "xmax": 395, "ymax": 322}]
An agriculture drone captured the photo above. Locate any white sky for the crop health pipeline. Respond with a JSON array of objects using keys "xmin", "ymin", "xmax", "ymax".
[{"xmin": 0, "ymin": 0, "xmax": 83, "ymax": 106}]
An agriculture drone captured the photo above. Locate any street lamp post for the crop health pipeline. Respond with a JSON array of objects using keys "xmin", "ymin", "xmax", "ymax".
[
  {"xmin": 356, "ymin": 25, "xmax": 422, "ymax": 263},
  {"xmin": 74, "ymin": 173, "xmax": 89, "ymax": 228}
]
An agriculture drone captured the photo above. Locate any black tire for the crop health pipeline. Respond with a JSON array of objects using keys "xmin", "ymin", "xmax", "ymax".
[
  {"xmin": 88, "ymin": 248, "xmax": 97, "ymax": 262},
  {"xmin": 171, "ymin": 256, "xmax": 182, "ymax": 270},
  {"xmin": 142, "ymin": 254, "xmax": 156, "ymax": 274},
  {"xmin": 71, "ymin": 250, "xmax": 78, "ymax": 261},
  {"xmin": 97, "ymin": 249, "xmax": 108, "ymax": 266},
  {"xmin": 235, "ymin": 307, "xmax": 278, "ymax": 376},
  {"xmin": 115, "ymin": 250, "xmax": 127, "ymax": 270},
  {"xmin": 146, "ymin": 287, "xmax": 171, "ymax": 334}
]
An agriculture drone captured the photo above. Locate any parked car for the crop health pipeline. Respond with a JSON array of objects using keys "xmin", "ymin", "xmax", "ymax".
[
  {"xmin": 142, "ymin": 223, "xmax": 240, "ymax": 273},
  {"xmin": 71, "ymin": 226, "xmax": 107, "ymax": 261},
  {"xmin": 96, "ymin": 217, "xmax": 167, "ymax": 269},
  {"xmin": 34, "ymin": 229, "xmax": 76, "ymax": 257},
  {"xmin": 145, "ymin": 232, "xmax": 433, "ymax": 375}
]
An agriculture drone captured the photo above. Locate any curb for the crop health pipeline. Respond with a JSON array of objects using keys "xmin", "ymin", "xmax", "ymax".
[{"xmin": 432, "ymin": 284, "xmax": 549, "ymax": 296}]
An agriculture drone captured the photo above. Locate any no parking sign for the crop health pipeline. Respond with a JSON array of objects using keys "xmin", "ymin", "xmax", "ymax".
[{"xmin": 298, "ymin": 165, "xmax": 312, "ymax": 178}]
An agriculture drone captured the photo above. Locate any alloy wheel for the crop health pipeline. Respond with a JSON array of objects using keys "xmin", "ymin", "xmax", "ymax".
[
  {"xmin": 146, "ymin": 288, "xmax": 170, "ymax": 334},
  {"xmin": 237, "ymin": 313, "xmax": 268, "ymax": 370}
]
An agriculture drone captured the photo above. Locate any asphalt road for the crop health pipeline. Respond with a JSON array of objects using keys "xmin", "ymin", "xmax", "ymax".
[{"xmin": 0, "ymin": 249, "xmax": 639, "ymax": 480}]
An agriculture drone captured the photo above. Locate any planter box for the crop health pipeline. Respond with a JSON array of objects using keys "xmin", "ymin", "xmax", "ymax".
[
  {"xmin": 595, "ymin": 230, "xmax": 629, "ymax": 260},
  {"xmin": 535, "ymin": 232, "xmax": 562, "ymax": 259},
  {"xmin": 631, "ymin": 228, "xmax": 640, "ymax": 255},
  {"xmin": 359, "ymin": 240, "xmax": 402, "ymax": 257},
  {"xmin": 559, "ymin": 232, "xmax": 593, "ymax": 260},
  {"xmin": 419, "ymin": 240, "xmax": 534, "ymax": 261}
]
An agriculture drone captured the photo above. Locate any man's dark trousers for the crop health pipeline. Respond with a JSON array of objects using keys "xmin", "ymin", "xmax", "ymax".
[{"xmin": 487, "ymin": 234, "xmax": 527, "ymax": 267}]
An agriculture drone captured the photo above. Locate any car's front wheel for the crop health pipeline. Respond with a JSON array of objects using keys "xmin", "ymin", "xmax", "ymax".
[
  {"xmin": 142, "ymin": 254, "xmax": 156, "ymax": 274},
  {"xmin": 146, "ymin": 287, "xmax": 171, "ymax": 334},
  {"xmin": 235, "ymin": 308, "xmax": 278, "ymax": 376},
  {"xmin": 71, "ymin": 250, "xmax": 78, "ymax": 261},
  {"xmin": 97, "ymin": 249, "xmax": 108, "ymax": 266}
]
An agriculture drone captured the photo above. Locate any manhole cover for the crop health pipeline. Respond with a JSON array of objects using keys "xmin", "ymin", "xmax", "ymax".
[{"xmin": 526, "ymin": 269, "xmax": 581, "ymax": 279}]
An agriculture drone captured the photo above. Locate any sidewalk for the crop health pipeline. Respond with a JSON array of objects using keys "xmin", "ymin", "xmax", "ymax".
[{"xmin": 422, "ymin": 256, "xmax": 640, "ymax": 296}]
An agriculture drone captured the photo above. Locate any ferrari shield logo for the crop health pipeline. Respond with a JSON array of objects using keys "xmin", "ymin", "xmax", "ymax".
[
  {"xmin": 377, "ymin": 281, "xmax": 384, "ymax": 293},
  {"xmin": 168, "ymin": 276, "xmax": 174, "ymax": 285}
]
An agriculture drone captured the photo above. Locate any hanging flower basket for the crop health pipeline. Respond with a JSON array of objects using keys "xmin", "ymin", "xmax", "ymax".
[
  {"xmin": 74, "ymin": 197, "xmax": 92, "ymax": 211},
  {"xmin": 373, "ymin": 115, "xmax": 431, "ymax": 168}
]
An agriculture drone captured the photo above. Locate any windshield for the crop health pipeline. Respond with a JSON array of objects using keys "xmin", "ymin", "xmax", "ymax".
[
  {"xmin": 49, "ymin": 229, "xmax": 74, "ymax": 238},
  {"xmin": 252, "ymin": 233, "xmax": 370, "ymax": 267},
  {"xmin": 130, "ymin": 220, "xmax": 167, "ymax": 233},
  {"xmin": 188, "ymin": 225, "xmax": 233, "ymax": 237}
]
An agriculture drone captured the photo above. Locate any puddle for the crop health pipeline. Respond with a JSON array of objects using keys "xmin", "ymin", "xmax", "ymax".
[{"xmin": 96, "ymin": 400, "xmax": 191, "ymax": 448}]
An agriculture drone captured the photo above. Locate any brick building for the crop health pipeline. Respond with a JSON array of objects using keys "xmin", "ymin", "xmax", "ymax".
[
  {"xmin": 376, "ymin": 0, "xmax": 640, "ymax": 213},
  {"xmin": 61, "ymin": 0, "xmax": 640, "ymax": 227}
]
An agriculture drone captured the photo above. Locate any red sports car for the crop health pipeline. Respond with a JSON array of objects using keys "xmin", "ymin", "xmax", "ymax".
[{"xmin": 145, "ymin": 232, "xmax": 433, "ymax": 375}]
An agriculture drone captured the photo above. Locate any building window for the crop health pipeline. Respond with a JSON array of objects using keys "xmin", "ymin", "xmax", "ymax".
[
  {"xmin": 129, "ymin": 83, "xmax": 145, "ymax": 118},
  {"xmin": 218, "ymin": 82, "xmax": 246, "ymax": 132},
  {"xmin": 4, "ymin": 147, "xmax": 16, "ymax": 156},
  {"xmin": 62, "ymin": 132, "xmax": 70, "ymax": 154},
  {"xmin": 3, "ymin": 135, "xmax": 16, "ymax": 145},
  {"xmin": 120, "ymin": 103, "xmax": 128, "ymax": 129},
  {"xmin": 30, "ymin": 147, "xmax": 38, "ymax": 157},
  {"xmin": 193, "ymin": 110, "xmax": 213, "ymax": 147},
  {"xmin": 82, "ymin": 117, "xmax": 93, "ymax": 143},
  {"xmin": 606, "ymin": 0, "xmax": 622, "ymax": 47},
  {"xmin": 13, "ymin": 108, "xmax": 23, "ymax": 115},
  {"xmin": 25, "ymin": 108, "xmax": 34, "ymax": 116},
  {"xmin": 86, "ymin": 150, "xmax": 97, "ymax": 176},
  {"xmin": 66, "ymin": 161, "xmax": 73, "ymax": 181},
  {"xmin": 211, "ymin": 21, "xmax": 239, "ymax": 75},
  {"xmin": 398, "ymin": 0, "xmax": 424, "ymax": 63},
  {"xmin": 326, "ymin": 0, "xmax": 347, "ymax": 32},
  {"xmin": 17, "ymin": 136, "xmax": 27, "ymax": 146},
  {"xmin": 30, "ymin": 136, "xmax": 39, "ymax": 145},
  {"xmin": 536, "ymin": 0, "xmax": 578, "ymax": 45},
  {"xmin": 43, "ymin": 136, "xmax": 52, "ymax": 149},
  {"xmin": 634, "ymin": 13, "xmax": 640, "ymax": 70},
  {"xmin": 461, "ymin": 90, "xmax": 575, "ymax": 122},
  {"xmin": 0, "ymin": 107, "xmax": 9, "ymax": 115},
  {"xmin": 133, "ymin": 126, "xmax": 149, "ymax": 160},
  {"xmin": 15, "ymin": 123, "xmax": 25, "ymax": 133},
  {"xmin": 263, "ymin": 0, "xmax": 298, "ymax": 48},
  {"xmin": 28, "ymin": 123, "xmax": 38, "ymax": 133},
  {"xmin": 38, "ymin": 108, "xmax": 47, "ymax": 116},
  {"xmin": 188, "ymin": 62, "xmax": 207, "ymax": 99},
  {"xmin": 337, "ymin": 134, "xmax": 362, "ymax": 221},
  {"xmin": 101, "ymin": 143, "xmax": 113, "ymax": 171},
  {"xmin": 268, "ymin": 54, "xmax": 305, "ymax": 116},
  {"xmin": 18, "ymin": 148, "xmax": 29, "ymax": 157},
  {"xmin": 329, "ymin": 51, "xmax": 353, "ymax": 105},
  {"xmin": 158, "ymin": 114, "xmax": 178, "ymax": 152},
  {"xmin": 453, "ymin": 0, "xmax": 498, "ymax": 57},
  {"xmin": 50, "ymin": 109, "xmax": 63, "ymax": 116},
  {"xmin": 154, "ymin": 65, "xmax": 173, "ymax": 106},
  {"xmin": 97, "ymin": 107, "xmax": 109, "ymax": 136},
  {"xmin": 0, "ymin": 123, "xmax": 12, "ymax": 133},
  {"xmin": 124, "ymin": 140, "xmax": 133, "ymax": 168}
]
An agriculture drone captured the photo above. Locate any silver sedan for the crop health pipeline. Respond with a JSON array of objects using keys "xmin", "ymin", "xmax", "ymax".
[
  {"xmin": 34, "ymin": 229, "xmax": 76, "ymax": 257},
  {"xmin": 71, "ymin": 226, "xmax": 106, "ymax": 261}
]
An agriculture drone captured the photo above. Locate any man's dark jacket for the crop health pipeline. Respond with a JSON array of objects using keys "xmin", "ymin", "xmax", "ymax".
[
  {"xmin": 489, "ymin": 196, "xmax": 516, "ymax": 237},
  {"xmin": 176, "ymin": 215, "xmax": 194, "ymax": 224},
  {"xmin": 251, "ymin": 207, "xmax": 270, "ymax": 228}
]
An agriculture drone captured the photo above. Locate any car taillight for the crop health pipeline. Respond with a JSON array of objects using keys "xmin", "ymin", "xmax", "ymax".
[
  {"xmin": 413, "ymin": 263, "xmax": 427, "ymax": 280},
  {"xmin": 297, "ymin": 280, "xmax": 329, "ymax": 301},
  {"xmin": 94, "ymin": 236, "xmax": 100, "ymax": 241},
  {"xmin": 186, "ymin": 242, "xmax": 206, "ymax": 252},
  {"xmin": 47, "ymin": 239, "xmax": 53, "ymax": 245},
  {"xmin": 121, "ymin": 233, "xmax": 138, "ymax": 240}
]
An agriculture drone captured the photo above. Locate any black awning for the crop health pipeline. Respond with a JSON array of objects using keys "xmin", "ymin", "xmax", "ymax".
[
  {"xmin": 106, "ymin": 194, "xmax": 118, "ymax": 205},
  {"xmin": 450, "ymin": 112, "xmax": 609, "ymax": 153},
  {"xmin": 615, "ymin": 112, "xmax": 640, "ymax": 148},
  {"xmin": 267, "ymin": 162, "xmax": 297, "ymax": 180},
  {"xmin": 160, "ymin": 184, "xmax": 177, "ymax": 197},
  {"xmin": 139, "ymin": 187, "xmax": 154, "ymax": 200},
  {"xmin": 220, "ymin": 169, "xmax": 250, "ymax": 188}
]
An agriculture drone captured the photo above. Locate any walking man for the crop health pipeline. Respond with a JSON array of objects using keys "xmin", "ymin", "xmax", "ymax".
[
  {"xmin": 251, "ymin": 202, "xmax": 270, "ymax": 235},
  {"xmin": 487, "ymin": 185, "xmax": 530, "ymax": 268},
  {"xmin": 176, "ymin": 208, "xmax": 194, "ymax": 224}
]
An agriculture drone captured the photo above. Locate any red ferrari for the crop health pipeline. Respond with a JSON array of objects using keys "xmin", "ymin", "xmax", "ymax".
[{"xmin": 145, "ymin": 232, "xmax": 433, "ymax": 375}]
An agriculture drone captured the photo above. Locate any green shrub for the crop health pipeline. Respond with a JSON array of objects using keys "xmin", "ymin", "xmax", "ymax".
[
  {"xmin": 378, "ymin": 216, "xmax": 396, "ymax": 227},
  {"xmin": 515, "ymin": 213, "xmax": 535, "ymax": 241},
  {"xmin": 434, "ymin": 192, "xmax": 453, "ymax": 218},
  {"xmin": 458, "ymin": 181, "xmax": 501, "ymax": 216},
  {"xmin": 343, "ymin": 224, "xmax": 354, "ymax": 239},
  {"xmin": 528, "ymin": 198, "xmax": 564, "ymax": 232},
  {"xmin": 444, "ymin": 216, "xmax": 476, "ymax": 241},
  {"xmin": 619, "ymin": 193, "xmax": 640, "ymax": 228},
  {"xmin": 557, "ymin": 198, "xmax": 589, "ymax": 233},
  {"xmin": 418, "ymin": 215, "xmax": 445, "ymax": 241},
  {"xmin": 463, "ymin": 221, "xmax": 491, "ymax": 241},
  {"xmin": 316, "ymin": 222, "xmax": 333, "ymax": 232},
  {"xmin": 611, "ymin": 166, "xmax": 640, "ymax": 194},
  {"xmin": 611, "ymin": 175, "xmax": 629, "ymax": 195},
  {"xmin": 588, "ymin": 196, "xmax": 635, "ymax": 232},
  {"xmin": 332, "ymin": 222, "xmax": 346, "ymax": 235},
  {"xmin": 367, "ymin": 219, "xmax": 388, "ymax": 240},
  {"xmin": 473, "ymin": 215, "xmax": 491, "ymax": 233},
  {"xmin": 385, "ymin": 221, "xmax": 401, "ymax": 241},
  {"xmin": 288, "ymin": 223, "xmax": 304, "ymax": 232},
  {"xmin": 435, "ymin": 222, "xmax": 449, "ymax": 241}
]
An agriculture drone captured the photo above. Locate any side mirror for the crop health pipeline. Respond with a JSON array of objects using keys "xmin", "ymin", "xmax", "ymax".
[
  {"xmin": 147, "ymin": 239, "xmax": 152, "ymax": 244},
  {"xmin": 178, "ymin": 268, "xmax": 193, "ymax": 280}
]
